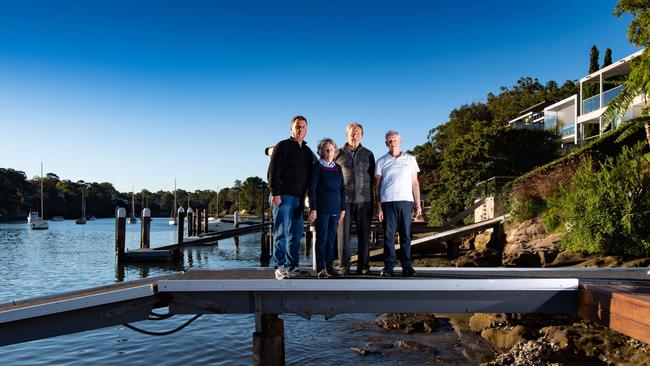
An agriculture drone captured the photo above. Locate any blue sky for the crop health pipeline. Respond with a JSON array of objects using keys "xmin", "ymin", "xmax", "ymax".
[{"xmin": 0, "ymin": 0, "xmax": 639, "ymax": 192}]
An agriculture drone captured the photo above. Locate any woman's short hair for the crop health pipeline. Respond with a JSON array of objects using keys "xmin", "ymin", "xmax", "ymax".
[{"xmin": 317, "ymin": 138, "xmax": 337, "ymax": 157}]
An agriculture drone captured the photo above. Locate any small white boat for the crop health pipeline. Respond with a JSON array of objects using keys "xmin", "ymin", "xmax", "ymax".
[
  {"xmin": 28, "ymin": 211, "xmax": 49, "ymax": 230},
  {"xmin": 206, "ymin": 216, "xmax": 256, "ymax": 232},
  {"xmin": 28, "ymin": 162, "xmax": 49, "ymax": 230},
  {"xmin": 87, "ymin": 216, "xmax": 96, "ymax": 221},
  {"xmin": 51, "ymin": 216, "xmax": 65, "ymax": 221}
]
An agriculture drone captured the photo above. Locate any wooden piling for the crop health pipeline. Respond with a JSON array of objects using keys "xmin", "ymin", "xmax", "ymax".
[
  {"xmin": 114, "ymin": 207, "xmax": 126, "ymax": 260},
  {"xmin": 177, "ymin": 207, "xmax": 186, "ymax": 245},
  {"xmin": 253, "ymin": 313, "xmax": 285, "ymax": 366},
  {"xmin": 140, "ymin": 208, "xmax": 151, "ymax": 249},
  {"xmin": 196, "ymin": 209, "xmax": 202, "ymax": 236},
  {"xmin": 234, "ymin": 211, "xmax": 240, "ymax": 229},
  {"xmin": 187, "ymin": 207, "xmax": 194, "ymax": 237},
  {"xmin": 203, "ymin": 209, "xmax": 208, "ymax": 234}
]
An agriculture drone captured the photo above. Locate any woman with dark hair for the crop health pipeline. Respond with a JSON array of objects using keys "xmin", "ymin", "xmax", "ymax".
[{"xmin": 308, "ymin": 138, "xmax": 346, "ymax": 278}]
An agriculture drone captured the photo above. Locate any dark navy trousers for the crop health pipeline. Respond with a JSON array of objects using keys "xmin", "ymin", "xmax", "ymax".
[
  {"xmin": 381, "ymin": 201, "xmax": 413, "ymax": 270},
  {"xmin": 315, "ymin": 213, "xmax": 338, "ymax": 271}
]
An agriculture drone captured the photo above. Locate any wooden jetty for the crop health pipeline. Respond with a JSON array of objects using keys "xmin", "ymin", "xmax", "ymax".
[{"xmin": 1, "ymin": 267, "xmax": 649, "ymax": 366}]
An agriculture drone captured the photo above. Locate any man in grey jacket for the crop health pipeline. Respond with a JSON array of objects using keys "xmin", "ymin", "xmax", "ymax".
[{"xmin": 335, "ymin": 123, "xmax": 375, "ymax": 275}]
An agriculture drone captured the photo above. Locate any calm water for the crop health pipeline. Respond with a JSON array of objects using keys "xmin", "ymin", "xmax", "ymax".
[{"xmin": 0, "ymin": 218, "xmax": 493, "ymax": 365}]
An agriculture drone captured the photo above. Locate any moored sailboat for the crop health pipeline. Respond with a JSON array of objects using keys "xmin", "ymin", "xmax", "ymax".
[
  {"xmin": 28, "ymin": 162, "xmax": 49, "ymax": 230},
  {"xmin": 76, "ymin": 191, "xmax": 87, "ymax": 225},
  {"xmin": 169, "ymin": 179, "xmax": 178, "ymax": 225},
  {"xmin": 128, "ymin": 188, "xmax": 137, "ymax": 224}
]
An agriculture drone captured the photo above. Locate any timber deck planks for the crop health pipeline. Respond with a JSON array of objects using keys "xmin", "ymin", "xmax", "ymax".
[{"xmin": 578, "ymin": 281, "xmax": 650, "ymax": 344}]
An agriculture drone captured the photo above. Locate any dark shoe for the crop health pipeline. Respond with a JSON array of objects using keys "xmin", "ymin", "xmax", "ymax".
[
  {"xmin": 402, "ymin": 266, "xmax": 416, "ymax": 277},
  {"xmin": 339, "ymin": 267, "xmax": 350, "ymax": 276},
  {"xmin": 379, "ymin": 268, "xmax": 394, "ymax": 277},
  {"xmin": 355, "ymin": 267, "xmax": 370, "ymax": 275},
  {"xmin": 327, "ymin": 269, "xmax": 341, "ymax": 277}
]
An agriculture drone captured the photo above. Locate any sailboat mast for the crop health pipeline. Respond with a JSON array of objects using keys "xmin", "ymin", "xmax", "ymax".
[
  {"xmin": 216, "ymin": 186, "xmax": 219, "ymax": 219},
  {"xmin": 131, "ymin": 187, "xmax": 135, "ymax": 218},
  {"xmin": 173, "ymin": 179, "xmax": 177, "ymax": 216},
  {"xmin": 40, "ymin": 162, "xmax": 44, "ymax": 217}
]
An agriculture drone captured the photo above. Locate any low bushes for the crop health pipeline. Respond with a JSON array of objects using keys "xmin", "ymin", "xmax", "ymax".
[{"xmin": 549, "ymin": 143, "xmax": 650, "ymax": 256}]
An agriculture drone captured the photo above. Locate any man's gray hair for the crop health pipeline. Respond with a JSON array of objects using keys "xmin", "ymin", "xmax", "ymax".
[
  {"xmin": 346, "ymin": 123, "xmax": 364, "ymax": 134},
  {"xmin": 317, "ymin": 138, "xmax": 338, "ymax": 157},
  {"xmin": 385, "ymin": 130, "xmax": 400, "ymax": 140}
]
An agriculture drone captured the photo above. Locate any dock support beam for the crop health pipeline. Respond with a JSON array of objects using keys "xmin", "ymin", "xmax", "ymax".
[
  {"xmin": 196, "ymin": 209, "xmax": 202, "ymax": 236},
  {"xmin": 253, "ymin": 313, "xmax": 285, "ymax": 366},
  {"xmin": 177, "ymin": 207, "xmax": 186, "ymax": 245},
  {"xmin": 187, "ymin": 208, "xmax": 194, "ymax": 237},
  {"xmin": 203, "ymin": 209, "xmax": 208, "ymax": 234},
  {"xmin": 115, "ymin": 207, "xmax": 126, "ymax": 260},
  {"xmin": 140, "ymin": 208, "xmax": 151, "ymax": 249}
]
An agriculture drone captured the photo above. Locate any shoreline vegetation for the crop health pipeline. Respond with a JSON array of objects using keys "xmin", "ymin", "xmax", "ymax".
[{"xmin": 0, "ymin": 172, "xmax": 269, "ymax": 221}]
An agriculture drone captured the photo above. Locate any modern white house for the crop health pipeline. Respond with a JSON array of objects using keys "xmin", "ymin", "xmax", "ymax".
[
  {"xmin": 508, "ymin": 49, "xmax": 646, "ymax": 153},
  {"xmin": 543, "ymin": 94, "xmax": 578, "ymax": 153},
  {"xmin": 507, "ymin": 101, "xmax": 554, "ymax": 130},
  {"xmin": 577, "ymin": 48, "xmax": 647, "ymax": 145}
]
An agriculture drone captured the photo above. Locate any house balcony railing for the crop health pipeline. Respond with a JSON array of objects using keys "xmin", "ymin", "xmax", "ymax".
[
  {"xmin": 559, "ymin": 125, "xmax": 575, "ymax": 136},
  {"xmin": 582, "ymin": 85, "xmax": 624, "ymax": 114}
]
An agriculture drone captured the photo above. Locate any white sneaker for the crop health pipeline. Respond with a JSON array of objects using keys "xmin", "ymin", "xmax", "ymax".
[{"xmin": 275, "ymin": 266, "xmax": 289, "ymax": 280}]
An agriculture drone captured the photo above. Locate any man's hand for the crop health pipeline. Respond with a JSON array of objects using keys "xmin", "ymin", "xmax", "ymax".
[
  {"xmin": 308, "ymin": 210, "xmax": 317, "ymax": 224},
  {"xmin": 414, "ymin": 203, "xmax": 422, "ymax": 218},
  {"xmin": 377, "ymin": 207, "xmax": 383, "ymax": 222},
  {"xmin": 271, "ymin": 195, "xmax": 282, "ymax": 207}
]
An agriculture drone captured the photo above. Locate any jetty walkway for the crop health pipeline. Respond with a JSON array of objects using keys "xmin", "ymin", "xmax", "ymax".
[{"xmin": 1, "ymin": 267, "xmax": 649, "ymax": 365}]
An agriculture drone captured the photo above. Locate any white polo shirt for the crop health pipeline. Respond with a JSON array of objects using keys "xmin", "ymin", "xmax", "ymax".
[{"xmin": 375, "ymin": 152, "xmax": 419, "ymax": 203}]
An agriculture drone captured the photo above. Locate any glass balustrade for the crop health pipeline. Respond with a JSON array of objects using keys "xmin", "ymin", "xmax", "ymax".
[
  {"xmin": 582, "ymin": 85, "xmax": 624, "ymax": 114},
  {"xmin": 582, "ymin": 94, "xmax": 600, "ymax": 114},
  {"xmin": 559, "ymin": 125, "xmax": 575, "ymax": 136},
  {"xmin": 603, "ymin": 85, "xmax": 624, "ymax": 106}
]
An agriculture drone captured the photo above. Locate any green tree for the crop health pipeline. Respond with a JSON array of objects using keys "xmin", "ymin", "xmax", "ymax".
[
  {"xmin": 603, "ymin": 1, "xmax": 650, "ymax": 146},
  {"xmin": 428, "ymin": 125, "xmax": 560, "ymax": 225},
  {"xmin": 0, "ymin": 168, "xmax": 29, "ymax": 216},
  {"xmin": 584, "ymin": 45, "xmax": 600, "ymax": 98},
  {"xmin": 603, "ymin": 48, "xmax": 613, "ymax": 67}
]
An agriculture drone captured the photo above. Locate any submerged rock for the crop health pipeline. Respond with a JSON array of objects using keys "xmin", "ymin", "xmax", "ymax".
[
  {"xmin": 469, "ymin": 313, "xmax": 507, "ymax": 332},
  {"xmin": 397, "ymin": 340, "xmax": 439, "ymax": 354},
  {"xmin": 375, "ymin": 313, "xmax": 438, "ymax": 334},
  {"xmin": 350, "ymin": 347, "xmax": 380, "ymax": 356},
  {"xmin": 480, "ymin": 325, "xmax": 527, "ymax": 350}
]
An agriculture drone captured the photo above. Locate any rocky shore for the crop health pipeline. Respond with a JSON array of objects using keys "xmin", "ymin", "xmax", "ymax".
[{"xmin": 365, "ymin": 218, "xmax": 650, "ymax": 365}]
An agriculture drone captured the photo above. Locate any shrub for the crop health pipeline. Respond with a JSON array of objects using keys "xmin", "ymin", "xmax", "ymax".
[
  {"xmin": 551, "ymin": 143, "xmax": 650, "ymax": 256},
  {"xmin": 509, "ymin": 194, "xmax": 547, "ymax": 223}
]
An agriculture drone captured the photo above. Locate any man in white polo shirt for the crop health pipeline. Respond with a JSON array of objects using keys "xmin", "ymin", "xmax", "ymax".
[{"xmin": 375, "ymin": 130, "xmax": 421, "ymax": 277}]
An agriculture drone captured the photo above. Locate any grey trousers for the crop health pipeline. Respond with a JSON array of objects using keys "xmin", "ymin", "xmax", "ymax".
[{"xmin": 337, "ymin": 201, "xmax": 372, "ymax": 269}]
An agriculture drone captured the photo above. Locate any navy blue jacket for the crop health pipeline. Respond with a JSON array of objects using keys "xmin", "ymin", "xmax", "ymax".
[{"xmin": 308, "ymin": 162, "xmax": 346, "ymax": 215}]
